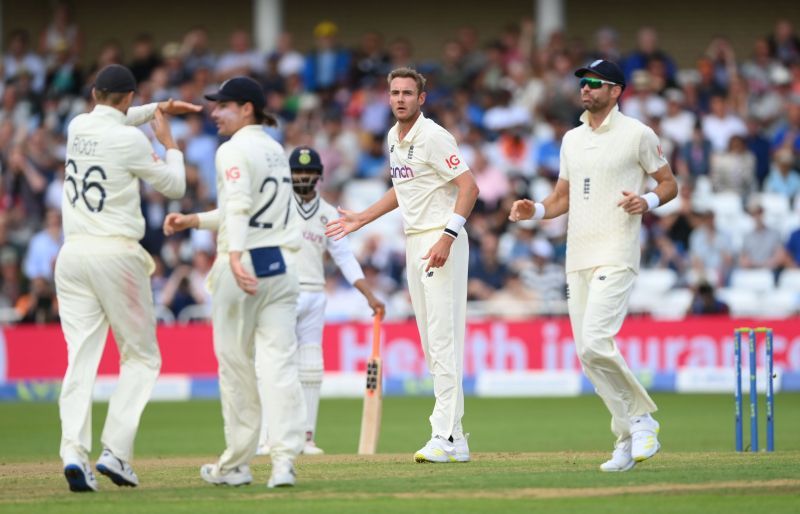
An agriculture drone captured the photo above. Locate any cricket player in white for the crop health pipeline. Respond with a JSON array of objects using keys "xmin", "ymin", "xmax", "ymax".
[
  {"xmin": 326, "ymin": 68, "xmax": 479, "ymax": 463},
  {"xmin": 56, "ymin": 64, "xmax": 198, "ymax": 492},
  {"xmin": 163, "ymin": 76, "xmax": 305, "ymax": 488},
  {"xmin": 256, "ymin": 146, "xmax": 385, "ymax": 456},
  {"xmin": 510, "ymin": 60, "xmax": 678, "ymax": 472}
]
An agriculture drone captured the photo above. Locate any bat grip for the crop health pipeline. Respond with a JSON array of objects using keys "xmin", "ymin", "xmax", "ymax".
[{"xmin": 371, "ymin": 313, "xmax": 382, "ymax": 358}]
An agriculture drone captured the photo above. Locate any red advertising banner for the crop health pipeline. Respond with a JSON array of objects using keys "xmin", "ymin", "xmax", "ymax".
[{"xmin": 2, "ymin": 317, "xmax": 799, "ymax": 381}]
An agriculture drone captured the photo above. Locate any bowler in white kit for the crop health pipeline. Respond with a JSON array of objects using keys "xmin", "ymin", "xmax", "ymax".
[
  {"xmin": 509, "ymin": 60, "xmax": 678, "ymax": 472},
  {"xmin": 56, "ymin": 64, "xmax": 197, "ymax": 492},
  {"xmin": 326, "ymin": 67, "xmax": 479, "ymax": 463}
]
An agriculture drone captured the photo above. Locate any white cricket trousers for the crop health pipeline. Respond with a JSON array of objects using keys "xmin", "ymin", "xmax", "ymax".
[
  {"xmin": 566, "ymin": 265, "xmax": 657, "ymax": 441},
  {"xmin": 209, "ymin": 251, "xmax": 306, "ymax": 472},
  {"xmin": 405, "ymin": 228, "xmax": 468, "ymax": 439},
  {"xmin": 56, "ymin": 236, "xmax": 160, "ymax": 464},
  {"xmin": 258, "ymin": 290, "xmax": 326, "ymax": 444}
]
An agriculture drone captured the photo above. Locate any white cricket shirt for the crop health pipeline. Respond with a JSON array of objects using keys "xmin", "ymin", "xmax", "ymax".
[
  {"xmin": 387, "ymin": 113, "xmax": 468, "ymax": 234},
  {"xmin": 294, "ymin": 194, "xmax": 364, "ymax": 291},
  {"xmin": 198, "ymin": 125, "xmax": 300, "ymax": 254},
  {"xmin": 62, "ymin": 104, "xmax": 186, "ymax": 241},
  {"xmin": 559, "ymin": 105, "xmax": 668, "ymax": 273}
]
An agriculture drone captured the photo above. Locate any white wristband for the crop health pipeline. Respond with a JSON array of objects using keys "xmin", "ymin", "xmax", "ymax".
[
  {"xmin": 532, "ymin": 202, "xmax": 546, "ymax": 220},
  {"xmin": 642, "ymin": 192, "xmax": 660, "ymax": 211},
  {"xmin": 444, "ymin": 213, "xmax": 467, "ymax": 238}
]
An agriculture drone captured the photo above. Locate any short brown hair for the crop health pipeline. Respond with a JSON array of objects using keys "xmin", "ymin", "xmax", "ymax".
[
  {"xmin": 387, "ymin": 67, "xmax": 426, "ymax": 95},
  {"xmin": 93, "ymin": 89, "xmax": 130, "ymax": 106}
]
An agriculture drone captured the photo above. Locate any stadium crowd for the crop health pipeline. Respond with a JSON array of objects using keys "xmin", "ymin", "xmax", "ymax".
[{"xmin": 2, "ymin": 4, "xmax": 800, "ymax": 324}]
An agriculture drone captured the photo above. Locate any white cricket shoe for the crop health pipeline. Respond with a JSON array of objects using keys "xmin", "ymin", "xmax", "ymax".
[
  {"xmin": 631, "ymin": 414, "xmax": 661, "ymax": 462},
  {"xmin": 96, "ymin": 448, "xmax": 139, "ymax": 487},
  {"xmin": 267, "ymin": 459, "xmax": 296, "ymax": 488},
  {"xmin": 256, "ymin": 443, "xmax": 271, "ymax": 456},
  {"xmin": 200, "ymin": 463, "xmax": 253, "ymax": 486},
  {"xmin": 64, "ymin": 460, "xmax": 99, "ymax": 492},
  {"xmin": 414, "ymin": 436, "xmax": 457, "ymax": 463},
  {"xmin": 302, "ymin": 441, "xmax": 324, "ymax": 455},
  {"xmin": 600, "ymin": 438, "xmax": 635, "ymax": 472},
  {"xmin": 453, "ymin": 434, "xmax": 470, "ymax": 462}
]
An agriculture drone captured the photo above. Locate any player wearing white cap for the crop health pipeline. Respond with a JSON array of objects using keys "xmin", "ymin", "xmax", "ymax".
[
  {"xmin": 326, "ymin": 67, "xmax": 479, "ymax": 463},
  {"xmin": 164, "ymin": 76, "xmax": 306, "ymax": 489},
  {"xmin": 256, "ymin": 145, "xmax": 385, "ymax": 456},
  {"xmin": 56, "ymin": 64, "xmax": 199, "ymax": 492},
  {"xmin": 509, "ymin": 59, "xmax": 678, "ymax": 472}
]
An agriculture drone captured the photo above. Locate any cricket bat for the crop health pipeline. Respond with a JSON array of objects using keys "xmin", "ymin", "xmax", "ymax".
[{"xmin": 358, "ymin": 313, "xmax": 383, "ymax": 454}]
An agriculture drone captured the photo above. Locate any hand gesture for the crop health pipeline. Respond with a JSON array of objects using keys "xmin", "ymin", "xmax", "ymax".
[
  {"xmin": 508, "ymin": 199, "xmax": 535, "ymax": 222},
  {"xmin": 367, "ymin": 295, "xmax": 386, "ymax": 317},
  {"xmin": 325, "ymin": 206, "xmax": 363, "ymax": 241},
  {"xmin": 151, "ymin": 108, "xmax": 177, "ymax": 150},
  {"xmin": 421, "ymin": 235, "xmax": 454, "ymax": 272},
  {"xmin": 230, "ymin": 252, "xmax": 258, "ymax": 295},
  {"xmin": 157, "ymin": 98, "xmax": 203, "ymax": 115},
  {"xmin": 617, "ymin": 191, "xmax": 648, "ymax": 215},
  {"xmin": 163, "ymin": 212, "xmax": 197, "ymax": 235}
]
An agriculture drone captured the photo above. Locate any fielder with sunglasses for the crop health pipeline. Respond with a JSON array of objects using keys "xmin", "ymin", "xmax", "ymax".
[{"xmin": 509, "ymin": 60, "xmax": 677, "ymax": 472}]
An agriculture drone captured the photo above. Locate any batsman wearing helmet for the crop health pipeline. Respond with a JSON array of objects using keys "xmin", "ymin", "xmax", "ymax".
[{"xmin": 257, "ymin": 146, "xmax": 385, "ymax": 456}]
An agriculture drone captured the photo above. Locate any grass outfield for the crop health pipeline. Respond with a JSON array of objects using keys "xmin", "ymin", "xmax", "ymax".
[{"xmin": 1, "ymin": 394, "xmax": 798, "ymax": 513}]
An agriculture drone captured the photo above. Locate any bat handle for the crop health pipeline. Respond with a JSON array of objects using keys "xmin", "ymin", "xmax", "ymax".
[{"xmin": 371, "ymin": 313, "xmax": 382, "ymax": 358}]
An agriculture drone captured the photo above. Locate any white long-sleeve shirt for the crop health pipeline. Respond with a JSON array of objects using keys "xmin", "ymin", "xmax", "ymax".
[
  {"xmin": 62, "ymin": 104, "xmax": 186, "ymax": 241},
  {"xmin": 197, "ymin": 125, "xmax": 300, "ymax": 254},
  {"xmin": 295, "ymin": 195, "xmax": 364, "ymax": 291}
]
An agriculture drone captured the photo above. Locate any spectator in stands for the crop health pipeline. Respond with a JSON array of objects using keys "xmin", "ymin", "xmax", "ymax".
[
  {"xmin": 660, "ymin": 88, "xmax": 695, "ymax": 147},
  {"xmin": 3, "ymin": 29, "xmax": 46, "ymax": 94},
  {"xmin": 16, "ymin": 276, "xmax": 59, "ymax": 323},
  {"xmin": 623, "ymin": 27, "xmax": 677, "ymax": 83},
  {"xmin": 738, "ymin": 204, "xmax": 786, "ymax": 274},
  {"xmin": 689, "ymin": 208, "xmax": 735, "ymax": 286},
  {"xmin": 768, "ymin": 19, "xmax": 800, "ymax": 65},
  {"xmin": 676, "ymin": 123, "xmax": 713, "ymax": 180},
  {"xmin": 471, "ymin": 147, "xmax": 510, "ymax": 211},
  {"xmin": 350, "ymin": 31, "xmax": 389, "ymax": 86},
  {"xmin": 518, "ymin": 238, "xmax": 565, "ymax": 304},
  {"xmin": 764, "ymin": 148, "xmax": 800, "ymax": 200},
  {"xmin": 785, "ymin": 226, "xmax": 800, "ymax": 267},
  {"xmin": 771, "ymin": 99, "xmax": 800, "ymax": 154},
  {"xmin": 688, "ymin": 280, "xmax": 729, "ymax": 315},
  {"xmin": 621, "ymin": 70, "xmax": 666, "ymax": 122},
  {"xmin": 485, "ymin": 269, "xmax": 538, "ymax": 320},
  {"xmin": 468, "ymin": 232, "xmax": 508, "ymax": 301},
  {"xmin": 744, "ymin": 116, "xmax": 773, "ymax": 187},
  {"xmin": 709, "ymin": 135, "xmax": 757, "ymax": 197},
  {"xmin": 38, "ymin": 1, "xmax": 82, "ymax": 67},
  {"xmin": 129, "ymin": 34, "xmax": 162, "ymax": 83},
  {"xmin": 303, "ymin": 21, "xmax": 351, "ymax": 92},
  {"xmin": 215, "ymin": 29, "xmax": 262, "ymax": 81},
  {"xmin": 180, "ymin": 27, "xmax": 216, "ymax": 76},
  {"xmin": 355, "ymin": 132, "xmax": 388, "ymax": 179},
  {"xmin": 702, "ymin": 94, "xmax": 747, "ymax": 152},
  {"xmin": 588, "ymin": 27, "xmax": 622, "ymax": 63},
  {"xmin": 22, "ymin": 208, "xmax": 62, "ymax": 281}
]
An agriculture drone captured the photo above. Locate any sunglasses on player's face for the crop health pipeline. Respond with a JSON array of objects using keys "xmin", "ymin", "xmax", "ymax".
[{"xmin": 579, "ymin": 77, "xmax": 618, "ymax": 89}]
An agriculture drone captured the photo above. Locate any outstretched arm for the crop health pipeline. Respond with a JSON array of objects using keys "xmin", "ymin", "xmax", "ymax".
[
  {"xmin": 325, "ymin": 188, "xmax": 398, "ymax": 240},
  {"xmin": 509, "ymin": 178, "xmax": 570, "ymax": 222}
]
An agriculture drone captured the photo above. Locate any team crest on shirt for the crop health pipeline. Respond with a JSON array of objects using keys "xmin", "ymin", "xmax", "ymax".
[
  {"xmin": 320, "ymin": 215, "xmax": 328, "ymax": 224},
  {"xmin": 407, "ymin": 145, "xmax": 414, "ymax": 159}
]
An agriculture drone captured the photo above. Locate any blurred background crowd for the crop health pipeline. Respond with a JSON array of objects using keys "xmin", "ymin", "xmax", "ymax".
[{"xmin": 2, "ymin": 2, "xmax": 800, "ymax": 324}]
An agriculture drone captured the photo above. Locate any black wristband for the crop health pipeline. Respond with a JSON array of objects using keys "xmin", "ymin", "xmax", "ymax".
[{"xmin": 444, "ymin": 228, "xmax": 458, "ymax": 239}]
